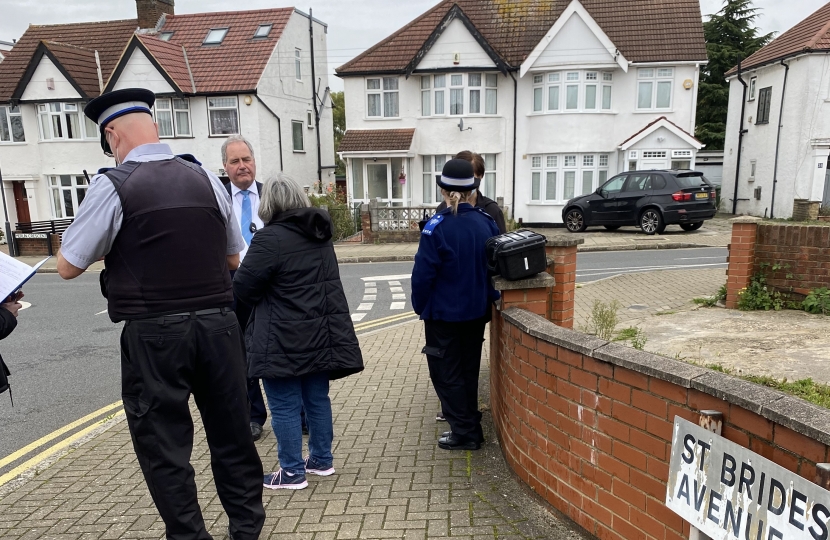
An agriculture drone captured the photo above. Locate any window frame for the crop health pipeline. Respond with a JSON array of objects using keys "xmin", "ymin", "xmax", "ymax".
[
  {"xmin": 254, "ymin": 24, "xmax": 272, "ymax": 39},
  {"xmin": 420, "ymin": 73, "xmax": 498, "ymax": 117},
  {"xmin": 531, "ymin": 70, "xmax": 613, "ymax": 114},
  {"xmin": 203, "ymin": 28, "xmax": 229, "ymax": 45},
  {"xmin": 153, "ymin": 97, "xmax": 192, "ymax": 138},
  {"xmin": 756, "ymin": 86, "xmax": 772, "ymax": 124},
  {"xmin": 748, "ymin": 77, "xmax": 757, "ymax": 101},
  {"xmin": 37, "ymin": 102, "xmax": 96, "ymax": 141},
  {"xmin": 636, "ymin": 67, "xmax": 674, "ymax": 111},
  {"xmin": 0, "ymin": 105, "xmax": 25, "ymax": 143},
  {"xmin": 366, "ymin": 77, "xmax": 399, "ymax": 118},
  {"xmin": 207, "ymin": 96, "xmax": 240, "ymax": 137},
  {"xmin": 530, "ymin": 153, "xmax": 609, "ymax": 203},
  {"xmin": 48, "ymin": 174, "xmax": 88, "ymax": 219},
  {"xmin": 421, "ymin": 155, "xmax": 447, "ymax": 205},
  {"xmin": 295, "ymin": 48, "xmax": 302, "ymax": 81},
  {"xmin": 291, "ymin": 120, "xmax": 305, "ymax": 152},
  {"xmin": 159, "ymin": 31, "xmax": 174, "ymax": 41}
]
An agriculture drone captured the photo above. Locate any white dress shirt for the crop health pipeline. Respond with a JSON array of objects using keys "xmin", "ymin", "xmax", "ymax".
[{"xmin": 229, "ymin": 181, "xmax": 265, "ymax": 262}]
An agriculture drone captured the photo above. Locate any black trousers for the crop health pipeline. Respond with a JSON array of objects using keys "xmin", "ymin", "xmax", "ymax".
[
  {"xmin": 120, "ymin": 311, "xmax": 265, "ymax": 540},
  {"xmin": 423, "ymin": 317, "xmax": 487, "ymax": 442},
  {"xmin": 231, "ymin": 271, "xmax": 267, "ymax": 426}
]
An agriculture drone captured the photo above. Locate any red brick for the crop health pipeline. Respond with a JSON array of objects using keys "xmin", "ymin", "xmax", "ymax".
[
  {"xmin": 749, "ymin": 438, "xmax": 775, "ymax": 461},
  {"xmin": 521, "ymin": 332, "xmax": 537, "ymax": 350},
  {"xmin": 612, "ymin": 441, "xmax": 648, "ymax": 471},
  {"xmin": 557, "ymin": 379, "xmax": 581, "ymax": 403},
  {"xmin": 598, "ymin": 453, "xmax": 631, "ymax": 482},
  {"xmin": 524, "ymin": 288, "xmax": 549, "ymax": 302},
  {"xmin": 647, "ymin": 497, "xmax": 685, "ymax": 533},
  {"xmin": 612, "ymin": 516, "xmax": 647, "ymax": 540},
  {"xmin": 772, "ymin": 446, "xmax": 801, "ymax": 473},
  {"xmin": 630, "ymin": 430, "xmax": 668, "ymax": 460},
  {"xmin": 647, "ymin": 456, "xmax": 670, "ymax": 481},
  {"xmin": 615, "ymin": 368, "xmax": 649, "ymax": 390},
  {"xmin": 648, "ymin": 378, "xmax": 687, "ymax": 404},
  {"xmin": 721, "ymin": 425, "xmax": 750, "ymax": 448},
  {"xmin": 600, "ymin": 378, "xmax": 631, "ymax": 404},
  {"xmin": 546, "ymin": 358, "xmax": 569, "ymax": 380},
  {"xmin": 668, "ymin": 404, "xmax": 697, "ymax": 425},
  {"xmin": 546, "ymin": 393, "xmax": 569, "ymax": 415},
  {"xmin": 630, "ymin": 506, "xmax": 666, "ymax": 539},
  {"xmin": 598, "ymin": 415, "xmax": 630, "ymax": 443},
  {"xmin": 584, "ymin": 496, "xmax": 614, "ymax": 528},
  {"xmin": 558, "ymin": 413, "xmax": 582, "ymax": 438},
  {"xmin": 646, "ymin": 415, "xmax": 673, "ymax": 441},
  {"xmin": 629, "ymin": 468, "xmax": 666, "ymax": 499},
  {"xmin": 570, "ymin": 368, "xmax": 598, "ymax": 390},
  {"xmin": 559, "ymin": 348, "xmax": 583, "ymax": 368},
  {"xmin": 537, "ymin": 341, "xmax": 558, "ymax": 359},
  {"xmin": 598, "ymin": 489, "xmax": 630, "ymax": 520},
  {"xmin": 596, "ymin": 523, "xmax": 626, "ymax": 540},
  {"xmin": 728, "ymin": 405, "xmax": 773, "ymax": 440},
  {"xmin": 528, "ymin": 350, "xmax": 546, "ymax": 371},
  {"xmin": 611, "ymin": 402, "xmax": 647, "ymax": 430},
  {"xmin": 583, "ymin": 356, "xmax": 614, "ymax": 377},
  {"xmin": 632, "ymin": 389, "xmax": 668, "ymax": 419},
  {"xmin": 687, "ymin": 389, "xmax": 727, "ymax": 414},
  {"xmin": 774, "ymin": 425, "xmax": 828, "ymax": 463},
  {"xmin": 502, "ymin": 290, "xmax": 524, "ymax": 303}
]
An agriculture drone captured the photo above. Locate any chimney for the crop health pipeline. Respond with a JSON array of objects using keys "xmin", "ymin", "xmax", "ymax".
[{"xmin": 136, "ymin": 0, "xmax": 175, "ymax": 29}]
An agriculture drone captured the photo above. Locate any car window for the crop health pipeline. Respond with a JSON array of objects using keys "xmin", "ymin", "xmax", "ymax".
[
  {"xmin": 674, "ymin": 175, "xmax": 712, "ymax": 189},
  {"xmin": 652, "ymin": 175, "xmax": 667, "ymax": 190},
  {"xmin": 600, "ymin": 175, "xmax": 626, "ymax": 194},
  {"xmin": 622, "ymin": 174, "xmax": 652, "ymax": 192}
]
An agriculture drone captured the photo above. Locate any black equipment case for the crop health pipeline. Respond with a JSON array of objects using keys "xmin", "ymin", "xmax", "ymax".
[{"xmin": 485, "ymin": 230, "xmax": 547, "ymax": 281}]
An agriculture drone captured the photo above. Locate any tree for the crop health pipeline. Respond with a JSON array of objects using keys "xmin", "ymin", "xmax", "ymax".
[
  {"xmin": 696, "ymin": 0, "xmax": 774, "ymax": 150},
  {"xmin": 331, "ymin": 91, "xmax": 346, "ymax": 176}
]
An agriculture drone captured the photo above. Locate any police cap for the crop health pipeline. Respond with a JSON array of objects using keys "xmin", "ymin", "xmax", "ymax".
[
  {"xmin": 83, "ymin": 88, "xmax": 155, "ymax": 155},
  {"xmin": 437, "ymin": 158, "xmax": 480, "ymax": 192}
]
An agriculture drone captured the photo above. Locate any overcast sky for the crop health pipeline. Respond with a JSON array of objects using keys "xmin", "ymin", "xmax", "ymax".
[{"xmin": 1, "ymin": 0, "xmax": 826, "ymax": 92}]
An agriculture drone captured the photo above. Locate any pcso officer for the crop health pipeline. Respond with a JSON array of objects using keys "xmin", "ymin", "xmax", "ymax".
[
  {"xmin": 56, "ymin": 88, "xmax": 265, "ymax": 540},
  {"xmin": 411, "ymin": 159, "xmax": 500, "ymax": 451},
  {"xmin": 221, "ymin": 135, "xmax": 268, "ymax": 442}
]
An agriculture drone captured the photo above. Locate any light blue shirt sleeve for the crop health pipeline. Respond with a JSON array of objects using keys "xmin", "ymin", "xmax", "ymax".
[
  {"xmin": 203, "ymin": 167, "xmax": 245, "ymax": 256},
  {"xmin": 59, "ymin": 173, "xmax": 122, "ymax": 269}
]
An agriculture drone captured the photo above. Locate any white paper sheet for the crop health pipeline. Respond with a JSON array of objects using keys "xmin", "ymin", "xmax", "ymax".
[{"xmin": 0, "ymin": 253, "xmax": 50, "ymax": 301}]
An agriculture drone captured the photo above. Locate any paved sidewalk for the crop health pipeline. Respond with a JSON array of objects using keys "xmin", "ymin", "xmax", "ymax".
[{"xmin": 0, "ymin": 321, "xmax": 579, "ymax": 540}]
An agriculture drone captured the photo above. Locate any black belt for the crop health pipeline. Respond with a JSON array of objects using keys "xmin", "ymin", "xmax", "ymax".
[{"xmin": 164, "ymin": 307, "xmax": 230, "ymax": 318}]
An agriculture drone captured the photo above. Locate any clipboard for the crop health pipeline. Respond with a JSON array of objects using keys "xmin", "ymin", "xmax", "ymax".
[{"xmin": 0, "ymin": 254, "xmax": 51, "ymax": 302}]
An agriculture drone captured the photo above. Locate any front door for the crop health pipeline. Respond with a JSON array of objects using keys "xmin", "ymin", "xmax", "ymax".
[
  {"xmin": 12, "ymin": 182, "xmax": 30, "ymax": 224},
  {"xmin": 365, "ymin": 160, "xmax": 407, "ymax": 206}
]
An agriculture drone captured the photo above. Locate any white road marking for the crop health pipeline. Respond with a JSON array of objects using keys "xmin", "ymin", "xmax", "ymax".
[
  {"xmin": 390, "ymin": 287, "xmax": 404, "ymax": 293},
  {"xmin": 673, "ymin": 256, "xmax": 727, "ymax": 260},
  {"xmin": 577, "ymin": 262, "xmax": 727, "ymax": 279},
  {"xmin": 365, "ymin": 288, "xmax": 377, "ymax": 294},
  {"xmin": 361, "ymin": 274, "xmax": 411, "ymax": 282},
  {"xmin": 390, "ymin": 302, "xmax": 406, "ymax": 310},
  {"xmin": 95, "ymin": 309, "xmax": 108, "ymax": 315},
  {"xmin": 364, "ymin": 282, "xmax": 376, "ymax": 287},
  {"xmin": 351, "ymin": 313, "xmax": 367, "ymax": 322},
  {"xmin": 357, "ymin": 303, "xmax": 374, "ymax": 311},
  {"xmin": 19, "ymin": 301, "xmax": 31, "ymax": 311},
  {"xmin": 362, "ymin": 295, "xmax": 377, "ymax": 302},
  {"xmin": 392, "ymin": 294, "xmax": 406, "ymax": 300},
  {"xmin": 389, "ymin": 281, "xmax": 401, "ymax": 286}
]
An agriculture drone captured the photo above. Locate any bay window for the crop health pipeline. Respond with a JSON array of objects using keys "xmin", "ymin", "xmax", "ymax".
[
  {"xmin": 367, "ymin": 77, "xmax": 399, "ymax": 118},
  {"xmin": 422, "ymin": 155, "xmax": 447, "ymax": 204},
  {"xmin": 0, "ymin": 105, "xmax": 24, "ymax": 143},
  {"xmin": 530, "ymin": 153, "xmax": 609, "ymax": 202},
  {"xmin": 482, "ymin": 154, "xmax": 496, "ymax": 199},
  {"xmin": 533, "ymin": 70, "xmax": 612, "ymax": 113},
  {"xmin": 48, "ymin": 175, "xmax": 88, "ymax": 218},
  {"xmin": 208, "ymin": 96, "xmax": 239, "ymax": 135},
  {"xmin": 38, "ymin": 103, "xmax": 97, "ymax": 140},
  {"xmin": 420, "ymin": 73, "xmax": 498, "ymax": 117},
  {"xmin": 637, "ymin": 68, "xmax": 673, "ymax": 110}
]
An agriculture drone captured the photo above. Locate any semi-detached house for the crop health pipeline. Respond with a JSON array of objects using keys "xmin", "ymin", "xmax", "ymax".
[
  {"xmin": 335, "ymin": 0, "xmax": 707, "ymax": 225},
  {"xmin": 0, "ymin": 0, "xmax": 333, "ymax": 226}
]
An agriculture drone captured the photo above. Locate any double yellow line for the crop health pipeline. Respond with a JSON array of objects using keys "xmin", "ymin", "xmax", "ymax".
[
  {"xmin": 353, "ymin": 312, "xmax": 419, "ymax": 333},
  {"xmin": 0, "ymin": 401, "xmax": 124, "ymax": 488}
]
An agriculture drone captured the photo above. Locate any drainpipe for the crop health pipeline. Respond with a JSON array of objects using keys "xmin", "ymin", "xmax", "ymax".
[
  {"xmin": 255, "ymin": 95, "xmax": 284, "ymax": 171},
  {"xmin": 732, "ymin": 60, "xmax": 748, "ymax": 215},
  {"xmin": 770, "ymin": 59, "xmax": 790, "ymax": 219},
  {"xmin": 509, "ymin": 71, "xmax": 518, "ymax": 219},
  {"xmin": 309, "ymin": 8, "xmax": 322, "ymax": 185}
]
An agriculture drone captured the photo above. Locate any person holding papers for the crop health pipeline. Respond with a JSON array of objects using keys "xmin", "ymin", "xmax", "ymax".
[
  {"xmin": 0, "ymin": 291, "xmax": 23, "ymax": 405},
  {"xmin": 55, "ymin": 88, "xmax": 264, "ymax": 540}
]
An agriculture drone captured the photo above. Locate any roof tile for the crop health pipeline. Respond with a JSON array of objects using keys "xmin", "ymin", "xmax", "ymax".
[
  {"xmin": 339, "ymin": 129, "xmax": 416, "ymax": 152},
  {"xmin": 136, "ymin": 35, "xmax": 193, "ymax": 92},
  {"xmin": 42, "ymin": 41, "xmax": 101, "ymax": 97}
]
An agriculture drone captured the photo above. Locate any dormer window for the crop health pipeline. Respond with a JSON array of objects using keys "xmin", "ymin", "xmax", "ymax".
[
  {"xmin": 254, "ymin": 24, "xmax": 272, "ymax": 38},
  {"xmin": 159, "ymin": 31, "xmax": 174, "ymax": 41},
  {"xmin": 203, "ymin": 28, "xmax": 229, "ymax": 45}
]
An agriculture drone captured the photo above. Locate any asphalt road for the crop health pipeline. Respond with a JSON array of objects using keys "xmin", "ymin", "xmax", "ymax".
[{"xmin": 0, "ymin": 248, "xmax": 727, "ymax": 468}]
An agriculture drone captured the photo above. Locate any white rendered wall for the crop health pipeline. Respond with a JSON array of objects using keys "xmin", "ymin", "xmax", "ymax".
[
  {"xmin": 19, "ymin": 56, "xmax": 82, "ymax": 102},
  {"xmin": 532, "ymin": 11, "xmax": 616, "ymax": 68},
  {"xmin": 417, "ymin": 18, "xmax": 496, "ymax": 70},
  {"xmin": 111, "ymin": 49, "xmax": 177, "ymax": 94}
]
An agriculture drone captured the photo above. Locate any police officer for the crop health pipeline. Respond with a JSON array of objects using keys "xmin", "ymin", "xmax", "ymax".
[
  {"xmin": 411, "ymin": 159, "xmax": 500, "ymax": 451},
  {"xmin": 57, "ymin": 88, "xmax": 264, "ymax": 540}
]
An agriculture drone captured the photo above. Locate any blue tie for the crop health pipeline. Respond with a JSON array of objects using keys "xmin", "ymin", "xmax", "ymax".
[{"xmin": 240, "ymin": 190, "xmax": 253, "ymax": 246}]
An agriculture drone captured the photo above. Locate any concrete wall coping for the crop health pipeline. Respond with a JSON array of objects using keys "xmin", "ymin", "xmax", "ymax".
[
  {"xmin": 730, "ymin": 216, "xmax": 763, "ymax": 224},
  {"xmin": 492, "ymin": 273, "xmax": 555, "ymax": 291},
  {"xmin": 502, "ymin": 307, "xmax": 830, "ymax": 446},
  {"xmin": 545, "ymin": 237, "xmax": 585, "ymax": 248}
]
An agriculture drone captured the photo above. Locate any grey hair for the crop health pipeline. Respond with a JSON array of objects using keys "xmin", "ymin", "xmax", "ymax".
[
  {"xmin": 258, "ymin": 173, "xmax": 311, "ymax": 222},
  {"xmin": 221, "ymin": 135, "xmax": 255, "ymax": 165}
]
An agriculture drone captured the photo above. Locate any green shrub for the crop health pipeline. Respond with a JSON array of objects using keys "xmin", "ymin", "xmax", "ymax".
[
  {"xmin": 588, "ymin": 300, "xmax": 620, "ymax": 341},
  {"xmin": 803, "ymin": 287, "xmax": 830, "ymax": 315},
  {"xmin": 309, "ymin": 187, "xmax": 357, "ymax": 242}
]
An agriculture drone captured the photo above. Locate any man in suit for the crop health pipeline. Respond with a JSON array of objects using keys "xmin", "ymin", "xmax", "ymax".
[{"xmin": 222, "ymin": 135, "xmax": 267, "ymax": 441}]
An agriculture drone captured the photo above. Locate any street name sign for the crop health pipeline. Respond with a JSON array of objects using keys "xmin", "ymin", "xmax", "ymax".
[
  {"xmin": 666, "ymin": 416, "xmax": 830, "ymax": 540},
  {"xmin": 14, "ymin": 233, "xmax": 47, "ymax": 239}
]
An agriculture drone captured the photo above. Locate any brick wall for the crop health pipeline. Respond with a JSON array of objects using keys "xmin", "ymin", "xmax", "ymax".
[
  {"xmin": 15, "ymin": 234, "xmax": 60, "ymax": 257},
  {"xmin": 359, "ymin": 208, "xmax": 421, "ymax": 244},
  {"xmin": 491, "ymin": 307, "xmax": 830, "ymax": 540},
  {"xmin": 725, "ymin": 218, "xmax": 830, "ymax": 305}
]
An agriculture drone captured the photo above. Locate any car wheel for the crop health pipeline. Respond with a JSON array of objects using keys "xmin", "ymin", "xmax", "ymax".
[
  {"xmin": 680, "ymin": 222, "xmax": 703, "ymax": 232},
  {"xmin": 603, "ymin": 225, "xmax": 621, "ymax": 231},
  {"xmin": 639, "ymin": 209, "xmax": 664, "ymax": 235},
  {"xmin": 564, "ymin": 208, "xmax": 587, "ymax": 232}
]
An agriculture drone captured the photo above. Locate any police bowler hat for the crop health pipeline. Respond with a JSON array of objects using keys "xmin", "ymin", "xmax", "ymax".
[
  {"xmin": 83, "ymin": 88, "xmax": 156, "ymax": 155},
  {"xmin": 437, "ymin": 159, "xmax": 480, "ymax": 192}
]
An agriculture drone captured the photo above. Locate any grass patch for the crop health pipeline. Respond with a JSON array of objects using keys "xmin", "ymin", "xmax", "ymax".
[
  {"xmin": 655, "ymin": 311, "xmax": 676, "ymax": 316},
  {"xmin": 703, "ymin": 363, "xmax": 830, "ymax": 409},
  {"xmin": 614, "ymin": 327, "xmax": 639, "ymax": 341}
]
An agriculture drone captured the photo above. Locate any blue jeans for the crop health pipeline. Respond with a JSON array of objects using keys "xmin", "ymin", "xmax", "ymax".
[{"xmin": 261, "ymin": 373, "xmax": 333, "ymax": 476}]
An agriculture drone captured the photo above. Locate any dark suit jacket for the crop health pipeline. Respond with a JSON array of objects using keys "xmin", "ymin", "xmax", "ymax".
[
  {"xmin": 225, "ymin": 180, "xmax": 262, "ymax": 330},
  {"xmin": 224, "ymin": 180, "xmax": 263, "ymax": 198}
]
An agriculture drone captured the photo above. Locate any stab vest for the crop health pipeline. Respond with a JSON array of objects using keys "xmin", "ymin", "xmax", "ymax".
[{"xmin": 103, "ymin": 157, "xmax": 233, "ymax": 322}]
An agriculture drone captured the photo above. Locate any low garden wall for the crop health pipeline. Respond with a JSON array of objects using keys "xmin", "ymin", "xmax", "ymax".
[
  {"xmin": 490, "ymin": 300, "xmax": 830, "ymax": 540},
  {"xmin": 726, "ymin": 217, "xmax": 830, "ymax": 307}
]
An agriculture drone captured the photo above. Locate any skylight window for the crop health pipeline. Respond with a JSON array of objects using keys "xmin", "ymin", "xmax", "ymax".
[
  {"xmin": 203, "ymin": 28, "xmax": 229, "ymax": 45},
  {"xmin": 254, "ymin": 24, "xmax": 272, "ymax": 38},
  {"xmin": 159, "ymin": 31, "xmax": 174, "ymax": 41}
]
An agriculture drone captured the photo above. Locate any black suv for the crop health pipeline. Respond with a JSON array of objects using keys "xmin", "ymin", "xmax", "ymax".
[{"xmin": 562, "ymin": 170, "xmax": 716, "ymax": 235}]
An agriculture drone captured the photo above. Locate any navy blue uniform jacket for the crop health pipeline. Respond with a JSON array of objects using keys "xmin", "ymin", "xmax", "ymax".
[{"xmin": 411, "ymin": 204, "xmax": 500, "ymax": 322}]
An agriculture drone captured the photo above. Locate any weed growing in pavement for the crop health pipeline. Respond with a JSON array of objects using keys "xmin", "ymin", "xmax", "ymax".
[
  {"xmin": 587, "ymin": 299, "xmax": 620, "ymax": 340},
  {"xmin": 614, "ymin": 327, "xmax": 647, "ymax": 350},
  {"xmin": 701, "ymin": 363, "xmax": 830, "ymax": 409},
  {"xmin": 655, "ymin": 311, "xmax": 676, "ymax": 316},
  {"xmin": 803, "ymin": 287, "xmax": 830, "ymax": 315},
  {"xmin": 737, "ymin": 263, "xmax": 790, "ymax": 311},
  {"xmin": 614, "ymin": 327, "xmax": 639, "ymax": 341},
  {"xmin": 693, "ymin": 283, "xmax": 727, "ymax": 307},
  {"xmin": 631, "ymin": 330, "xmax": 647, "ymax": 351}
]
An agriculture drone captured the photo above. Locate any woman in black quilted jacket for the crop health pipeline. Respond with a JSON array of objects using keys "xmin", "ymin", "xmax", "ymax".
[{"xmin": 233, "ymin": 175, "xmax": 363, "ymax": 491}]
